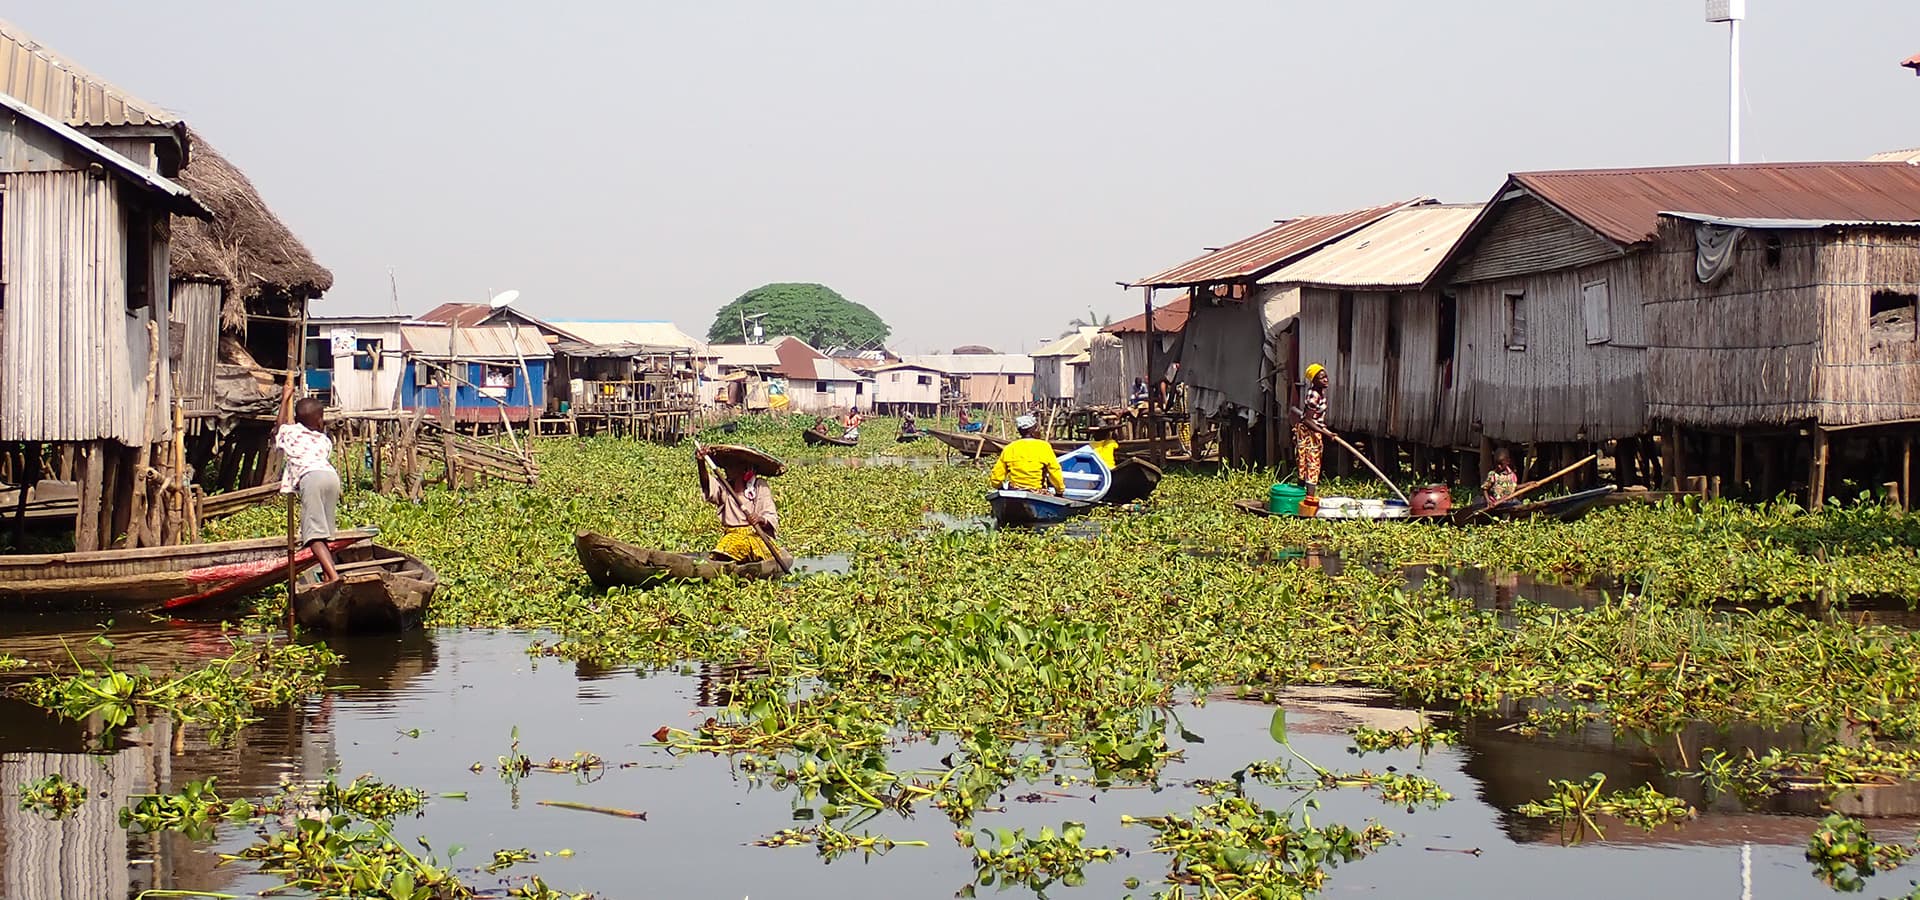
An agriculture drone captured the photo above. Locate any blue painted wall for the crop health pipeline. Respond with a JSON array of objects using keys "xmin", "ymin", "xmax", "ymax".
[{"xmin": 400, "ymin": 359, "xmax": 547, "ymax": 415}]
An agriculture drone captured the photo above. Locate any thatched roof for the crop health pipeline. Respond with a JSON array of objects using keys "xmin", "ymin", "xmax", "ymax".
[{"xmin": 170, "ymin": 127, "xmax": 332, "ymax": 329}]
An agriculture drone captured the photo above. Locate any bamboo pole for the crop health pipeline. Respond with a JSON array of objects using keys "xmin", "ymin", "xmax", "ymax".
[
  {"xmin": 1810, "ymin": 428, "xmax": 1830, "ymax": 510},
  {"xmin": 1326, "ymin": 432, "xmax": 1410, "ymax": 505},
  {"xmin": 127, "ymin": 321, "xmax": 160, "ymax": 548}
]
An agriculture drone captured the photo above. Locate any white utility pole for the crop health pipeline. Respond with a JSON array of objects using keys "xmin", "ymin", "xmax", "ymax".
[{"xmin": 1706, "ymin": 0, "xmax": 1746, "ymax": 163}]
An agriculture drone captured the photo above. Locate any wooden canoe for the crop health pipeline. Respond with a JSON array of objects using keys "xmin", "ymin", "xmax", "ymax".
[
  {"xmin": 292, "ymin": 544, "xmax": 438, "ymax": 633},
  {"xmin": 1232, "ymin": 499, "xmax": 1432, "ymax": 523},
  {"xmin": 574, "ymin": 531, "xmax": 784, "ymax": 589},
  {"xmin": 988, "ymin": 490, "xmax": 1094, "ymax": 526},
  {"xmin": 0, "ymin": 530, "xmax": 374, "ymax": 613},
  {"xmin": 801, "ymin": 429, "xmax": 858, "ymax": 448},
  {"xmin": 1105, "ymin": 458, "xmax": 1163, "ymax": 505},
  {"xmin": 1456, "ymin": 485, "xmax": 1617, "ymax": 525},
  {"xmin": 930, "ymin": 428, "xmax": 1004, "ymax": 457}
]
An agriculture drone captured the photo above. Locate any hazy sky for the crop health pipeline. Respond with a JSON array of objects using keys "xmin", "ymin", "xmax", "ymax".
[{"xmin": 19, "ymin": 2, "xmax": 1920, "ymax": 353}]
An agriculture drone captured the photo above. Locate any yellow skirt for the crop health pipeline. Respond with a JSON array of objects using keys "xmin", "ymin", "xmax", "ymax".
[{"xmin": 713, "ymin": 527, "xmax": 772, "ymax": 562}]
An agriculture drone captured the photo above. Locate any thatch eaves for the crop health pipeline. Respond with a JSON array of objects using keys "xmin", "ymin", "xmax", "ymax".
[{"xmin": 170, "ymin": 127, "xmax": 332, "ymax": 329}]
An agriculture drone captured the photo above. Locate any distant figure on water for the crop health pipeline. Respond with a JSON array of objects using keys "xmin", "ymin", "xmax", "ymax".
[
  {"xmin": 1482, "ymin": 447, "xmax": 1520, "ymax": 504},
  {"xmin": 696, "ymin": 447, "xmax": 779, "ymax": 562},
  {"xmin": 809, "ymin": 416, "xmax": 831, "ymax": 436},
  {"xmin": 900, "ymin": 412, "xmax": 919, "ymax": 436},
  {"xmin": 1293, "ymin": 363, "xmax": 1334, "ymax": 499},
  {"xmin": 958, "ymin": 408, "xmax": 984, "ymax": 433},
  {"xmin": 840, "ymin": 410, "xmax": 863, "ymax": 441},
  {"xmin": 277, "ymin": 397, "xmax": 342, "ymax": 586},
  {"xmin": 991, "ymin": 415, "xmax": 1064, "ymax": 495}
]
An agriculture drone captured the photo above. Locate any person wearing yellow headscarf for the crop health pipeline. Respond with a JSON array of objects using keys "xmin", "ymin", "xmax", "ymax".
[{"xmin": 1292, "ymin": 363, "xmax": 1335, "ymax": 498}]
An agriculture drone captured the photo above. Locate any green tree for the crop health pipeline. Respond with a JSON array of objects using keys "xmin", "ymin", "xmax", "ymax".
[
  {"xmin": 1060, "ymin": 308, "xmax": 1112, "ymax": 337},
  {"xmin": 707, "ymin": 283, "xmax": 891, "ymax": 349}
]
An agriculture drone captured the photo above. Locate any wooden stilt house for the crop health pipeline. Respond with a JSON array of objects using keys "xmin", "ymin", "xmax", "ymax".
[
  {"xmin": 1432, "ymin": 162, "xmax": 1920, "ymax": 492},
  {"xmin": 0, "ymin": 89, "xmax": 209, "ymax": 550},
  {"xmin": 1128, "ymin": 200, "xmax": 1417, "ymax": 464}
]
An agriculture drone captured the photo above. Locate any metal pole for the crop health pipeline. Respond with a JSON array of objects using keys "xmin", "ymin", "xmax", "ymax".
[
  {"xmin": 1142, "ymin": 286, "xmax": 1156, "ymax": 418},
  {"xmin": 1728, "ymin": 18, "xmax": 1741, "ymax": 163}
]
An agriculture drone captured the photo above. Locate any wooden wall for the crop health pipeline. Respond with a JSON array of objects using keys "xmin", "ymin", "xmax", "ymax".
[
  {"xmin": 1451, "ymin": 255, "xmax": 1648, "ymax": 443},
  {"xmin": 0, "ymin": 170, "xmax": 172, "ymax": 445},
  {"xmin": 1643, "ymin": 220, "xmax": 1825, "ymax": 427},
  {"xmin": 1814, "ymin": 230, "xmax": 1920, "ymax": 425},
  {"xmin": 1298, "ymin": 288, "xmax": 1467, "ymax": 447},
  {"xmin": 1454, "ymin": 194, "xmax": 1618, "ymax": 284}
]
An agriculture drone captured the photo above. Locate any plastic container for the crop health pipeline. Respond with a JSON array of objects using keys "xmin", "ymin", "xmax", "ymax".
[
  {"xmin": 1298, "ymin": 496, "xmax": 1320, "ymax": 518},
  {"xmin": 1269, "ymin": 483, "xmax": 1306, "ymax": 515}
]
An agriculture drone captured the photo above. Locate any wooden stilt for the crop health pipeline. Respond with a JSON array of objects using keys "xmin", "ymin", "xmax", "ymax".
[
  {"xmin": 1732, "ymin": 429, "xmax": 1744, "ymax": 499},
  {"xmin": 1903, "ymin": 435, "xmax": 1912, "ymax": 513},
  {"xmin": 1811, "ymin": 428, "xmax": 1830, "ymax": 510},
  {"xmin": 75, "ymin": 444, "xmax": 100, "ymax": 552}
]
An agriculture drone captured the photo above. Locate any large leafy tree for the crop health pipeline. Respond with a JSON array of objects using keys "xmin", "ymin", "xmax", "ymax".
[{"xmin": 707, "ymin": 283, "xmax": 891, "ymax": 349}]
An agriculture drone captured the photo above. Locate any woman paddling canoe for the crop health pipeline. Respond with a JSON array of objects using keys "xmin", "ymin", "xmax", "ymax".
[{"xmin": 695, "ymin": 447, "xmax": 780, "ymax": 562}]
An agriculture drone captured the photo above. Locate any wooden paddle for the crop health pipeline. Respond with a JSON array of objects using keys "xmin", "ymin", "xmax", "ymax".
[
  {"xmin": 1326, "ymin": 432, "xmax": 1411, "ymax": 505},
  {"xmin": 1463, "ymin": 452, "xmax": 1600, "ymax": 523},
  {"xmin": 694, "ymin": 441, "xmax": 794, "ymax": 574}
]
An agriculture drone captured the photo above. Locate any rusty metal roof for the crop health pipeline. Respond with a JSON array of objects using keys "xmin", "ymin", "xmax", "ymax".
[
  {"xmin": 0, "ymin": 18, "xmax": 177, "ymax": 128},
  {"xmin": 1132, "ymin": 200, "xmax": 1420, "ymax": 288},
  {"xmin": 0, "ymin": 89, "xmax": 203, "ymax": 217},
  {"xmin": 1104, "ymin": 294, "xmax": 1191, "ymax": 334},
  {"xmin": 1510, "ymin": 163, "xmax": 1920, "ymax": 247},
  {"xmin": 1261, "ymin": 204, "xmax": 1482, "ymax": 289}
]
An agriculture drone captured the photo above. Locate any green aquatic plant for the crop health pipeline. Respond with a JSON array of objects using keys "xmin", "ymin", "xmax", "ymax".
[
  {"xmin": 1123, "ymin": 797, "xmax": 1392, "ymax": 897},
  {"xmin": 964, "ymin": 821, "xmax": 1119, "ymax": 894},
  {"xmin": 1516, "ymin": 773, "xmax": 1694, "ymax": 840},
  {"xmin": 1348, "ymin": 724, "xmax": 1458, "ymax": 755},
  {"xmin": 753, "ymin": 823, "xmax": 928, "ymax": 860},
  {"xmin": 18, "ymin": 773, "xmax": 87, "ymax": 819},
  {"xmin": 17, "ymin": 638, "xmax": 336, "ymax": 738},
  {"xmin": 1805, "ymin": 813, "xmax": 1915, "ymax": 893},
  {"xmin": 121, "ymin": 777, "xmax": 255, "ymax": 840}
]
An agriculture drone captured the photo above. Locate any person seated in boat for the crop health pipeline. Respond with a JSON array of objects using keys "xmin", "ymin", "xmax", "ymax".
[
  {"xmin": 840, "ymin": 410, "xmax": 863, "ymax": 441},
  {"xmin": 1087, "ymin": 423, "xmax": 1122, "ymax": 469},
  {"xmin": 958, "ymin": 408, "xmax": 984, "ymax": 433},
  {"xmin": 899, "ymin": 412, "xmax": 919, "ymax": 436},
  {"xmin": 809, "ymin": 416, "xmax": 831, "ymax": 436},
  {"xmin": 1291, "ymin": 363, "xmax": 1334, "ymax": 500},
  {"xmin": 695, "ymin": 447, "xmax": 779, "ymax": 562},
  {"xmin": 1481, "ymin": 447, "xmax": 1520, "ymax": 504},
  {"xmin": 990, "ymin": 415, "xmax": 1065, "ymax": 496},
  {"xmin": 276, "ymin": 397, "xmax": 342, "ymax": 587}
]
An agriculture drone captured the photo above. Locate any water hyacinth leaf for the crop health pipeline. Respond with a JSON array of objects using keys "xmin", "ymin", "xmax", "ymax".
[{"xmin": 1270, "ymin": 707, "xmax": 1289, "ymax": 745}]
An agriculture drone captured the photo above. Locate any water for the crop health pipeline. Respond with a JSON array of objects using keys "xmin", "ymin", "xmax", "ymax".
[{"xmin": 1, "ymin": 626, "xmax": 1913, "ymax": 899}]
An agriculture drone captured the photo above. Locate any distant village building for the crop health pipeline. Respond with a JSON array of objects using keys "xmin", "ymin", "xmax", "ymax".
[
  {"xmin": 899, "ymin": 354, "xmax": 1033, "ymax": 410},
  {"xmin": 1030, "ymin": 328, "xmax": 1100, "ymax": 405},
  {"xmin": 305, "ymin": 315, "xmax": 410, "ymax": 412},
  {"xmin": 870, "ymin": 363, "xmax": 945, "ymax": 415},
  {"xmin": 705, "ymin": 336, "xmax": 872, "ymax": 414},
  {"xmin": 1082, "ymin": 296, "xmax": 1190, "ymax": 408},
  {"xmin": 397, "ymin": 324, "xmax": 553, "ymax": 425}
]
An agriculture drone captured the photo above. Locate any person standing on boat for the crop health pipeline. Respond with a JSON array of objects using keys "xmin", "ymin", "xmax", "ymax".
[
  {"xmin": 695, "ymin": 448, "xmax": 779, "ymax": 562},
  {"xmin": 1293, "ymin": 363, "xmax": 1334, "ymax": 499},
  {"xmin": 840, "ymin": 410, "xmax": 863, "ymax": 441},
  {"xmin": 1481, "ymin": 447, "xmax": 1520, "ymax": 504},
  {"xmin": 277, "ymin": 397, "xmax": 343, "ymax": 587},
  {"xmin": 990, "ymin": 415, "xmax": 1065, "ymax": 495}
]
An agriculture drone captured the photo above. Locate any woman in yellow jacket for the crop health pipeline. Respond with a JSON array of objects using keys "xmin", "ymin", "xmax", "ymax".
[{"xmin": 990, "ymin": 415, "xmax": 1065, "ymax": 494}]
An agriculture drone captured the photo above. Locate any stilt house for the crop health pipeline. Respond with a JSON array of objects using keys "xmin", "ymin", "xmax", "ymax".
[
  {"xmin": 1084, "ymin": 296, "xmax": 1190, "ymax": 407},
  {"xmin": 1258, "ymin": 204, "xmax": 1482, "ymax": 472},
  {"xmin": 397, "ymin": 324, "xmax": 552, "ymax": 426},
  {"xmin": 1030, "ymin": 328, "xmax": 1100, "ymax": 406}
]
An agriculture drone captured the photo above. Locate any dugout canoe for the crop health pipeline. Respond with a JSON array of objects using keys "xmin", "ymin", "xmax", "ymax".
[
  {"xmin": 1454, "ymin": 485, "xmax": 1617, "ymax": 525},
  {"xmin": 1105, "ymin": 458, "xmax": 1163, "ymax": 505},
  {"xmin": 801, "ymin": 429, "xmax": 859, "ymax": 448},
  {"xmin": 987, "ymin": 490, "xmax": 1095, "ymax": 527},
  {"xmin": 292, "ymin": 544, "xmax": 438, "ymax": 633},
  {"xmin": 0, "ymin": 531, "xmax": 375, "ymax": 613},
  {"xmin": 574, "ymin": 531, "xmax": 784, "ymax": 589}
]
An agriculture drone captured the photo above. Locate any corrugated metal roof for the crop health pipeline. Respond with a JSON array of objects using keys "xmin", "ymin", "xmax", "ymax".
[
  {"xmin": 1870, "ymin": 148, "xmax": 1920, "ymax": 163},
  {"xmin": 1661, "ymin": 211, "xmax": 1920, "ymax": 230},
  {"xmin": 417, "ymin": 303, "xmax": 497, "ymax": 328},
  {"xmin": 1105, "ymin": 295, "xmax": 1191, "ymax": 334},
  {"xmin": 545, "ymin": 320, "xmax": 704, "ymax": 351},
  {"xmin": 1260, "ymin": 204, "xmax": 1482, "ymax": 289},
  {"xmin": 706, "ymin": 342, "xmax": 784, "ymax": 368},
  {"xmin": 1511, "ymin": 163, "xmax": 1920, "ymax": 247},
  {"xmin": 1132, "ymin": 200, "xmax": 1421, "ymax": 288},
  {"xmin": 0, "ymin": 18, "xmax": 177, "ymax": 128},
  {"xmin": 1031, "ymin": 327, "xmax": 1101, "ymax": 358},
  {"xmin": 898, "ymin": 354, "xmax": 1034, "ymax": 376},
  {"xmin": 400, "ymin": 324, "xmax": 552, "ymax": 360},
  {"xmin": 0, "ymin": 90, "xmax": 204, "ymax": 217}
]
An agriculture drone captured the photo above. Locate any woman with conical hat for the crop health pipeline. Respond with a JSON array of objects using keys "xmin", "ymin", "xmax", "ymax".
[{"xmin": 1293, "ymin": 363, "xmax": 1335, "ymax": 499}]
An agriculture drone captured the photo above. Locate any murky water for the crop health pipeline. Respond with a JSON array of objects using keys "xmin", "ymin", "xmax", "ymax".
[{"xmin": 1, "ymin": 626, "xmax": 1913, "ymax": 900}]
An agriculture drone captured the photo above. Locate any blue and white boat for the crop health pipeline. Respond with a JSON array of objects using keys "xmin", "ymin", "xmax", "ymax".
[{"xmin": 987, "ymin": 445, "xmax": 1113, "ymax": 526}]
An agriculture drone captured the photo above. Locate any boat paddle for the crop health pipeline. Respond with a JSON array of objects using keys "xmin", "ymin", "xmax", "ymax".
[
  {"xmin": 693, "ymin": 440, "xmax": 794, "ymax": 574},
  {"xmin": 1325, "ymin": 432, "xmax": 1411, "ymax": 506},
  {"xmin": 1459, "ymin": 452, "xmax": 1601, "ymax": 524}
]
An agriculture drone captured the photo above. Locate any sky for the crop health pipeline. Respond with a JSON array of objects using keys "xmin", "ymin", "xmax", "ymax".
[{"xmin": 17, "ymin": 1, "xmax": 1920, "ymax": 354}]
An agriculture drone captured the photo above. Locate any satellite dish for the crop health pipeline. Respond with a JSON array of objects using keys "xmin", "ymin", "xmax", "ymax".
[{"xmin": 488, "ymin": 289, "xmax": 520, "ymax": 309}]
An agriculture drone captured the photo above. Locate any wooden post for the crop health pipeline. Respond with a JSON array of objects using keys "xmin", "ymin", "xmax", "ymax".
[
  {"xmin": 126, "ymin": 321, "xmax": 160, "ymax": 548},
  {"xmin": 74, "ymin": 444, "xmax": 100, "ymax": 551},
  {"xmin": 1810, "ymin": 428, "xmax": 1830, "ymax": 510},
  {"xmin": 1884, "ymin": 481, "xmax": 1903, "ymax": 510},
  {"xmin": 10, "ymin": 442, "xmax": 35, "ymax": 549},
  {"xmin": 440, "ymin": 362, "xmax": 457, "ymax": 489},
  {"xmin": 1904, "ymin": 435, "xmax": 1913, "ymax": 513},
  {"xmin": 1732, "ymin": 429, "xmax": 1744, "ymax": 499},
  {"xmin": 1142, "ymin": 286, "xmax": 1156, "ymax": 419}
]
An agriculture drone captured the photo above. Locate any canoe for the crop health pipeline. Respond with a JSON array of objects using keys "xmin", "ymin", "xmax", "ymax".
[
  {"xmin": 0, "ymin": 531, "xmax": 375, "ymax": 613},
  {"xmin": 574, "ymin": 531, "xmax": 784, "ymax": 589},
  {"xmin": 1057, "ymin": 445, "xmax": 1113, "ymax": 502},
  {"xmin": 1106, "ymin": 458, "xmax": 1163, "ymax": 505},
  {"xmin": 896, "ymin": 432, "xmax": 922, "ymax": 443},
  {"xmin": 988, "ymin": 490, "xmax": 1094, "ymax": 526},
  {"xmin": 1464, "ymin": 485, "xmax": 1617, "ymax": 524},
  {"xmin": 930, "ymin": 428, "xmax": 1003, "ymax": 457},
  {"xmin": 1232, "ymin": 499, "xmax": 1431, "ymax": 523},
  {"xmin": 801, "ymin": 429, "xmax": 858, "ymax": 448},
  {"xmin": 292, "ymin": 544, "xmax": 438, "ymax": 633}
]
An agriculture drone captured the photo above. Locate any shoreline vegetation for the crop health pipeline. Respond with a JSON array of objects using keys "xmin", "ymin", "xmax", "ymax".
[{"xmin": 14, "ymin": 414, "xmax": 1920, "ymax": 898}]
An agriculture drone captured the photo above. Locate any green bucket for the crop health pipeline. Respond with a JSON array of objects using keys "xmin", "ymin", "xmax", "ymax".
[{"xmin": 1269, "ymin": 483, "xmax": 1306, "ymax": 516}]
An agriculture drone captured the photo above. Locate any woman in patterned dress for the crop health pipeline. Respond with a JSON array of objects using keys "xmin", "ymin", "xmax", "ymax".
[{"xmin": 1293, "ymin": 363, "xmax": 1334, "ymax": 499}]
